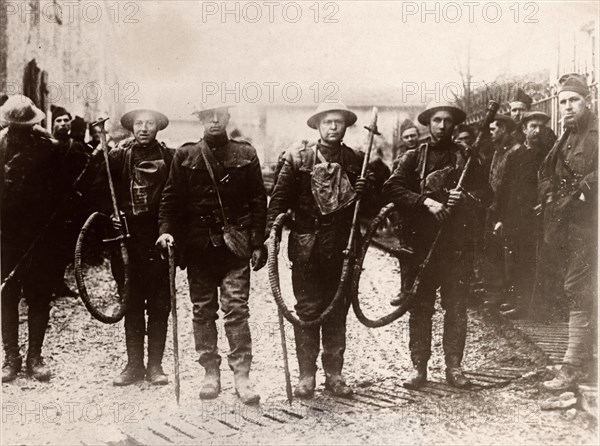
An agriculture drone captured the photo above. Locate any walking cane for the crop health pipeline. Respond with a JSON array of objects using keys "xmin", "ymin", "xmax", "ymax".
[
  {"xmin": 278, "ymin": 308, "xmax": 293, "ymax": 405},
  {"xmin": 167, "ymin": 244, "xmax": 181, "ymax": 405}
]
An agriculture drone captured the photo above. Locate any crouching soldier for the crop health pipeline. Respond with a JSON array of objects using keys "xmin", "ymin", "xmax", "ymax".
[
  {"xmin": 383, "ymin": 101, "xmax": 492, "ymax": 389},
  {"xmin": 157, "ymin": 104, "xmax": 267, "ymax": 405},
  {"xmin": 103, "ymin": 108, "xmax": 174, "ymax": 386},
  {"xmin": 267, "ymin": 102, "xmax": 370, "ymax": 398}
]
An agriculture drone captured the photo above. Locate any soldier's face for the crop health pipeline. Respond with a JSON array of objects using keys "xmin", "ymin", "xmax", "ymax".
[
  {"xmin": 559, "ymin": 91, "xmax": 589, "ymax": 126},
  {"xmin": 523, "ymin": 119, "xmax": 544, "ymax": 145},
  {"xmin": 401, "ymin": 128, "xmax": 419, "ymax": 149},
  {"xmin": 318, "ymin": 112, "xmax": 347, "ymax": 145},
  {"xmin": 509, "ymin": 102, "xmax": 528, "ymax": 124},
  {"xmin": 455, "ymin": 131, "xmax": 474, "ymax": 146},
  {"xmin": 53, "ymin": 115, "xmax": 71, "ymax": 138},
  {"xmin": 132, "ymin": 112, "xmax": 159, "ymax": 146},
  {"xmin": 429, "ymin": 111, "xmax": 455, "ymax": 143},
  {"xmin": 489, "ymin": 121, "xmax": 507, "ymax": 143},
  {"xmin": 200, "ymin": 110, "xmax": 230, "ymax": 137}
]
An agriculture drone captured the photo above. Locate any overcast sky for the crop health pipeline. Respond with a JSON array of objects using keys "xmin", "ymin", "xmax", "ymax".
[{"xmin": 111, "ymin": 1, "xmax": 598, "ymax": 119}]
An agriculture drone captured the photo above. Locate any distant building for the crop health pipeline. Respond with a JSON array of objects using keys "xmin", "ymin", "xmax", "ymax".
[{"xmin": 0, "ymin": 0, "xmax": 125, "ymax": 133}]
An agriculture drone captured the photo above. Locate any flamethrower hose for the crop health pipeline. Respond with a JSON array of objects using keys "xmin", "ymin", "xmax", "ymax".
[
  {"xmin": 348, "ymin": 203, "xmax": 419, "ymax": 328},
  {"xmin": 267, "ymin": 212, "xmax": 353, "ymax": 328},
  {"xmin": 74, "ymin": 211, "xmax": 130, "ymax": 324}
]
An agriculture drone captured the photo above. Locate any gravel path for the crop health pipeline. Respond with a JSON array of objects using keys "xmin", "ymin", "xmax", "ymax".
[{"xmin": 1, "ymin": 244, "xmax": 597, "ymax": 445}]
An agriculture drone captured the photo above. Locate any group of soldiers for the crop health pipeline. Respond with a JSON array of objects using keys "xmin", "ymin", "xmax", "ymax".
[{"xmin": 0, "ymin": 72, "xmax": 596, "ymax": 404}]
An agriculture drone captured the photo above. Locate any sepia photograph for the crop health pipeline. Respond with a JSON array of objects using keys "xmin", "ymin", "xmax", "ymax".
[{"xmin": 0, "ymin": 1, "xmax": 598, "ymax": 444}]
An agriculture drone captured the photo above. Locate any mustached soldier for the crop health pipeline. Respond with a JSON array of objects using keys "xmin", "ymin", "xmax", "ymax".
[
  {"xmin": 383, "ymin": 101, "xmax": 492, "ymax": 389},
  {"xmin": 157, "ymin": 104, "xmax": 267, "ymax": 405},
  {"xmin": 267, "ymin": 102, "xmax": 370, "ymax": 398}
]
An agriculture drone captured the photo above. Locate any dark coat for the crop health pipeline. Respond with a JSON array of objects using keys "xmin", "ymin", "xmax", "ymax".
[
  {"xmin": 0, "ymin": 127, "xmax": 85, "ymax": 277},
  {"xmin": 159, "ymin": 137, "xmax": 267, "ymax": 252},
  {"xmin": 267, "ymin": 142, "xmax": 364, "ymax": 233},
  {"xmin": 383, "ymin": 138, "xmax": 492, "ymax": 253},
  {"xmin": 539, "ymin": 110, "xmax": 598, "ymax": 244},
  {"xmin": 266, "ymin": 141, "xmax": 366, "ymax": 261},
  {"xmin": 495, "ymin": 144, "xmax": 539, "ymax": 234}
]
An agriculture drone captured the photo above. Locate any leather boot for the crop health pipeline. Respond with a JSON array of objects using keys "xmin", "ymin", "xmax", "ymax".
[
  {"xmin": 2, "ymin": 355, "xmax": 22, "ymax": 383},
  {"xmin": 403, "ymin": 360, "xmax": 428, "ymax": 389},
  {"xmin": 293, "ymin": 326, "xmax": 319, "ymax": 398},
  {"xmin": 322, "ymin": 314, "xmax": 351, "ymax": 398},
  {"xmin": 542, "ymin": 364, "xmax": 583, "ymax": 392},
  {"xmin": 146, "ymin": 317, "xmax": 168, "ymax": 385},
  {"xmin": 233, "ymin": 371, "xmax": 260, "ymax": 405},
  {"xmin": 226, "ymin": 322, "xmax": 260, "ymax": 405},
  {"xmin": 199, "ymin": 367, "xmax": 221, "ymax": 399},
  {"xmin": 324, "ymin": 373, "xmax": 353, "ymax": 398},
  {"xmin": 2, "ymin": 286, "xmax": 22, "ymax": 383},
  {"xmin": 113, "ymin": 314, "xmax": 145, "ymax": 386},
  {"xmin": 445, "ymin": 355, "xmax": 471, "ymax": 388},
  {"xmin": 26, "ymin": 307, "xmax": 51, "ymax": 381}
]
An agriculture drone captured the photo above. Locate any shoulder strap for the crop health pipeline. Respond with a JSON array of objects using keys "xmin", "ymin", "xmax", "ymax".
[
  {"xmin": 198, "ymin": 140, "xmax": 228, "ymax": 224},
  {"xmin": 417, "ymin": 143, "xmax": 429, "ymax": 194}
]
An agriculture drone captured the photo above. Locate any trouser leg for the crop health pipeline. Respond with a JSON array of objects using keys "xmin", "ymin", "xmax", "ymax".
[
  {"xmin": 187, "ymin": 257, "xmax": 221, "ymax": 369},
  {"xmin": 219, "ymin": 255, "xmax": 252, "ymax": 374},
  {"xmin": 2, "ymin": 280, "xmax": 21, "ymax": 361},
  {"xmin": 292, "ymin": 255, "xmax": 322, "ymax": 376}
]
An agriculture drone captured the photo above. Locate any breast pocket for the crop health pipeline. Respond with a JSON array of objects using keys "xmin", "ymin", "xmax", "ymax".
[
  {"xmin": 223, "ymin": 159, "xmax": 251, "ymax": 191},
  {"xmin": 181, "ymin": 160, "xmax": 213, "ymax": 195}
]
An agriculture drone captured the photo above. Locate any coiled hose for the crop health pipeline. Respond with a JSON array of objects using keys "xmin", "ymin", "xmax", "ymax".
[
  {"xmin": 267, "ymin": 212, "xmax": 353, "ymax": 328},
  {"xmin": 74, "ymin": 212, "xmax": 130, "ymax": 324}
]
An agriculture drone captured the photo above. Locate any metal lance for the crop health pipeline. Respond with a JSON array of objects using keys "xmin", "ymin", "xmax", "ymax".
[
  {"xmin": 345, "ymin": 107, "xmax": 380, "ymax": 257},
  {"xmin": 168, "ymin": 244, "xmax": 181, "ymax": 405}
]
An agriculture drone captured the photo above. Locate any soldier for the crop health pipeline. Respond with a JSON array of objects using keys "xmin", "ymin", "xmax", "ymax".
[
  {"xmin": 267, "ymin": 102, "xmax": 369, "ymax": 398},
  {"xmin": 495, "ymin": 111, "xmax": 551, "ymax": 318},
  {"xmin": 100, "ymin": 108, "xmax": 175, "ymax": 386},
  {"xmin": 383, "ymin": 101, "xmax": 492, "ymax": 389},
  {"xmin": 157, "ymin": 104, "xmax": 267, "ymax": 405},
  {"xmin": 393, "ymin": 119, "xmax": 420, "ymax": 170},
  {"xmin": 1, "ymin": 95, "xmax": 82, "ymax": 382},
  {"xmin": 50, "ymin": 106, "xmax": 90, "ymax": 299},
  {"xmin": 540, "ymin": 74, "xmax": 597, "ymax": 391},
  {"xmin": 482, "ymin": 114, "xmax": 522, "ymax": 311},
  {"xmin": 508, "ymin": 87, "xmax": 557, "ymax": 151}
]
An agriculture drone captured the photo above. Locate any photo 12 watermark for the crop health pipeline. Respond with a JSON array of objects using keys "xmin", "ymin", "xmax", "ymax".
[
  {"xmin": 400, "ymin": 2, "xmax": 539, "ymax": 24},
  {"xmin": 1, "ymin": 1, "xmax": 141, "ymax": 24},
  {"xmin": 200, "ymin": 1, "xmax": 340, "ymax": 24}
]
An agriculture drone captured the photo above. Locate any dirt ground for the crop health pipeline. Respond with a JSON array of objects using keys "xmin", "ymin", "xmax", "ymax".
[{"xmin": 1, "ymin": 245, "xmax": 597, "ymax": 445}]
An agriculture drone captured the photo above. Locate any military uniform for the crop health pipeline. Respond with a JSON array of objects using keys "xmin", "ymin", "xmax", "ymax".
[
  {"xmin": 539, "ymin": 74, "xmax": 597, "ymax": 392},
  {"xmin": 539, "ymin": 108, "xmax": 597, "ymax": 352},
  {"xmin": 383, "ymin": 137, "xmax": 492, "ymax": 380},
  {"xmin": 104, "ymin": 136, "xmax": 174, "ymax": 385},
  {"xmin": 482, "ymin": 136, "xmax": 522, "ymax": 304},
  {"xmin": 267, "ymin": 140, "xmax": 365, "ymax": 395},
  {"xmin": 1, "ymin": 122, "xmax": 81, "ymax": 381},
  {"xmin": 159, "ymin": 133, "xmax": 267, "ymax": 392},
  {"xmin": 52, "ymin": 136, "xmax": 91, "ymax": 295},
  {"xmin": 495, "ymin": 142, "xmax": 540, "ymax": 311}
]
